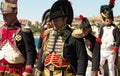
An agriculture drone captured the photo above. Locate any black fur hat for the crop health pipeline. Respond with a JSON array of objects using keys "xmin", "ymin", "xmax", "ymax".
[
  {"xmin": 79, "ymin": 15, "xmax": 91, "ymax": 29},
  {"xmin": 50, "ymin": 0, "xmax": 73, "ymax": 24},
  {"xmin": 100, "ymin": 0, "xmax": 115, "ymax": 21},
  {"xmin": 100, "ymin": 5, "xmax": 114, "ymax": 21}
]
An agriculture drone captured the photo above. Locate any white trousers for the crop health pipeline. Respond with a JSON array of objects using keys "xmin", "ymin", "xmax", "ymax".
[
  {"xmin": 98, "ymin": 49, "xmax": 116, "ymax": 76},
  {"xmin": 86, "ymin": 60, "xmax": 96, "ymax": 76}
]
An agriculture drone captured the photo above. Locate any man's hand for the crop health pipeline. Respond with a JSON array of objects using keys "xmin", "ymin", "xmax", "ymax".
[{"xmin": 112, "ymin": 50, "xmax": 116, "ymax": 54}]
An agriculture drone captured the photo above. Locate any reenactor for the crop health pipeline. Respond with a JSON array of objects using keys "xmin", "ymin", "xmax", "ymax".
[
  {"xmin": 98, "ymin": 0, "xmax": 120, "ymax": 76},
  {"xmin": 34, "ymin": 0, "xmax": 88, "ymax": 76},
  {"xmin": 0, "ymin": 0, "xmax": 37, "ymax": 76},
  {"xmin": 72, "ymin": 15, "xmax": 101, "ymax": 76}
]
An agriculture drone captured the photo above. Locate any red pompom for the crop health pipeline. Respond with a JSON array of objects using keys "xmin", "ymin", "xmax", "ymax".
[
  {"xmin": 79, "ymin": 15, "xmax": 84, "ymax": 20},
  {"xmin": 109, "ymin": 0, "xmax": 115, "ymax": 4}
]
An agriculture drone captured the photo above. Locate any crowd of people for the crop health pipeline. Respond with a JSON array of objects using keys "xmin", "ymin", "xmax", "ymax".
[{"xmin": 0, "ymin": 0, "xmax": 120, "ymax": 76}]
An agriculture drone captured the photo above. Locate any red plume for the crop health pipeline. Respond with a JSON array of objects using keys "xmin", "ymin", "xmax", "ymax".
[
  {"xmin": 109, "ymin": 0, "xmax": 115, "ymax": 9},
  {"xmin": 109, "ymin": 0, "xmax": 115, "ymax": 4},
  {"xmin": 79, "ymin": 15, "xmax": 84, "ymax": 20}
]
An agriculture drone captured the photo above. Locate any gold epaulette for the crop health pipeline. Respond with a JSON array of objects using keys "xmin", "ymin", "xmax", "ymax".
[
  {"xmin": 44, "ymin": 28, "xmax": 53, "ymax": 36},
  {"xmin": 72, "ymin": 29, "xmax": 85, "ymax": 38}
]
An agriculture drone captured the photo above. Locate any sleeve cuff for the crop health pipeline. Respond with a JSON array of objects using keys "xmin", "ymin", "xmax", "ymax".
[
  {"xmin": 112, "ymin": 46, "xmax": 118, "ymax": 52},
  {"xmin": 24, "ymin": 65, "xmax": 32, "ymax": 74},
  {"xmin": 96, "ymin": 37, "xmax": 102, "ymax": 44}
]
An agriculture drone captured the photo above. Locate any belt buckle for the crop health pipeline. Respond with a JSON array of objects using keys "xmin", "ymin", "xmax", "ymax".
[{"xmin": 48, "ymin": 65, "xmax": 54, "ymax": 71}]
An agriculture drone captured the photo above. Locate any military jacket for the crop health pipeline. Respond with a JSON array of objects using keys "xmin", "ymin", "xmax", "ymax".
[
  {"xmin": 99, "ymin": 24, "xmax": 120, "ymax": 50},
  {"xmin": 0, "ymin": 23, "xmax": 36, "ymax": 67},
  {"xmin": 84, "ymin": 34, "xmax": 101, "ymax": 71},
  {"xmin": 36, "ymin": 26, "xmax": 88, "ymax": 75}
]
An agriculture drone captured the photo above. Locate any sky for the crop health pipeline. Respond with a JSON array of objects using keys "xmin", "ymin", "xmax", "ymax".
[{"xmin": 0, "ymin": 0, "xmax": 120, "ymax": 23}]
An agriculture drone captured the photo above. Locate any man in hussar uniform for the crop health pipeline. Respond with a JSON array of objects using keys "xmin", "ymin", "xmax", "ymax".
[
  {"xmin": 98, "ymin": 0, "xmax": 120, "ymax": 76},
  {"xmin": 0, "ymin": 0, "xmax": 37, "ymax": 76},
  {"xmin": 34, "ymin": 0, "xmax": 88, "ymax": 76}
]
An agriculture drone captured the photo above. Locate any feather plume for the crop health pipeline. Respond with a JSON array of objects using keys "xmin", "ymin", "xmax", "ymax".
[
  {"xmin": 109, "ymin": 0, "xmax": 115, "ymax": 9},
  {"xmin": 79, "ymin": 15, "xmax": 84, "ymax": 20},
  {"xmin": 109, "ymin": 0, "xmax": 115, "ymax": 4}
]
